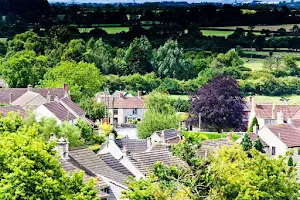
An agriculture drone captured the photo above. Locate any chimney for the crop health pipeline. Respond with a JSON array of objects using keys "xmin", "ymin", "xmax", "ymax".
[
  {"xmin": 119, "ymin": 92, "xmax": 124, "ymax": 99},
  {"xmin": 57, "ymin": 137, "xmax": 69, "ymax": 159},
  {"xmin": 63, "ymin": 83, "xmax": 69, "ymax": 92},
  {"xmin": 160, "ymin": 130, "xmax": 165, "ymax": 142},
  {"xmin": 138, "ymin": 91, "xmax": 142, "ymax": 98},
  {"xmin": 272, "ymin": 103, "xmax": 276, "ymax": 119},
  {"xmin": 277, "ymin": 111, "xmax": 284, "ymax": 124},
  {"xmin": 9, "ymin": 93, "xmax": 13, "ymax": 104},
  {"xmin": 253, "ymin": 124, "xmax": 258, "ymax": 134},
  {"xmin": 287, "ymin": 117, "xmax": 293, "ymax": 125},
  {"xmin": 147, "ymin": 137, "xmax": 152, "ymax": 148},
  {"xmin": 122, "ymin": 145, "xmax": 129, "ymax": 157},
  {"xmin": 249, "ymin": 96, "xmax": 252, "ymax": 104},
  {"xmin": 47, "ymin": 91, "xmax": 51, "ymax": 102},
  {"xmin": 251, "ymin": 97, "xmax": 256, "ymax": 111},
  {"xmin": 27, "ymin": 84, "xmax": 32, "ymax": 91},
  {"xmin": 54, "ymin": 95, "xmax": 59, "ymax": 102}
]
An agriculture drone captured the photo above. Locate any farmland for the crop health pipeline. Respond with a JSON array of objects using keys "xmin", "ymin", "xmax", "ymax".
[{"xmin": 209, "ymin": 24, "xmax": 300, "ymax": 32}]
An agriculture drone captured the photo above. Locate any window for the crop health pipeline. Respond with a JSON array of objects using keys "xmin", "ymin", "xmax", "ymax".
[
  {"xmin": 271, "ymin": 146, "xmax": 276, "ymax": 155},
  {"xmin": 133, "ymin": 108, "xmax": 138, "ymax": 115},
  {"xmin": 113, "ymin": 109, "xmax": 118, "ymax": 115}
]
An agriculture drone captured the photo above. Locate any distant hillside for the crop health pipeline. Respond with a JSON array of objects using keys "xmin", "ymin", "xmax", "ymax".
[{"xmin": 0, "ymin": 0, "xmax": 50, "ymax": 14}]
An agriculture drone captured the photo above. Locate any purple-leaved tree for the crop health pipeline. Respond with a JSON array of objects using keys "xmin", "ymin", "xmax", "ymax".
[{"xmin": 187, "ymin": 76, "xmax": 245, "ymax": 132}]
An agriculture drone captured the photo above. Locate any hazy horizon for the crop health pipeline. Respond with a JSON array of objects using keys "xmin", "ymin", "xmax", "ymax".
[{"xmin": 49, "ymin": 0, "xmax": 297, "ymax": 3}]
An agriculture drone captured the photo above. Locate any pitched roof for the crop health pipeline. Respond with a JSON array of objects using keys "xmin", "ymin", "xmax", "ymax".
[
  {"xmin": 111, "ymin": 91, "xmax": 133, "ymax": 98},
  {"xmin": 128, "ymin": 148, "xmax": 187, "ymax": 175},
  {"xmin": 0, "ymin": 88, "xmax": 66, "ymax": 104},
  {"xmin": 43, "ymin": 101, "xmax": 76, "ymax": 121},
  {"xmin": 255, "ymin": 104, "xmax": 300, "ymax": 120},
  {"xmin": 249, "ymin": 133, "xmax": 269, "ymax": 147},
  {"xmin": 60, "ymin": 97, "xmax": 85, "ymax": 116},
  {"xmin": 98, "ymin": 153, "xmax": 134, "ymax": 177},
  {"xmin": 69, "ymin": 148, "xmax": 129, "ymax": 186},
  {"xmin": 103, "ymin": 97, "xmax": 145, "ymax": 109},
  {"xmin": 265, "ymin": 124, "xmax": 300, "ymax": 147},
  {"xmin": 0, "ymin": 105, "xmax": 26, "ymax": 118},
  {"xmin": 197, "ymin": 138, "xmax": 233, "ymax": 157},
  {"xmin": 114, "ymin": 138, "xmax": 148, "ymax": 153},
  {"xmin": 155, "ymin": 129, "xmax": 180, "ymax": 141},
  {"xmin": 60, "ymin": 158, "xmax": 109, "ymax": 198},
  {"xmin": 11, "ymin": 91, "xmax": 45, "ymax": 107}
]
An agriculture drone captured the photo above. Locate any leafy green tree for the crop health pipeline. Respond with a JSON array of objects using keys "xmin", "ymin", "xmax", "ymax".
[
  {"xmin": 137, "ymin": 111, "xmax": 178, "ymax": 139},
  {"xmin": 241, "ymin": 133, "xmax": 252, "ymax": 151},
  {"xmin": 144, "ymin": 91, "xmax": 174, "ymax": 114},
  {"xmin": 284, "ymin": 56, "xmax": 299, "ymax": 76},
  {"xmin": 288, "ymin": 157, "xmax": 294, "ymax": 167},
  {"xmin": 1, "ymin": 50, "xmax": 48, "ymax": 87},
  {"xmin": 75, "ymin": 120, "xmax": 94, "ymax": 143},
  {"xmin": 124, "ymin": 36, "xmax": 153, "ymax": 75},
  {"xmin": 248, "ymin": 116, "xmax": 259, "ymax": 132},
  {"xmin": 42, "ymin": 61, "xmax": 103, "ymax": 102},
  {"xmin": 61, "ymin": 39, "xmax": 86, "ymax": 62},
  {"xmin": 253, "ymin": 136, "xmax": 265, "ymax": 153},
  {"xmin": 79, "ymin": 97, "xmax": 106, "ymax": 121},
  {"xmin": 60, "ymin": 122, "xmax": 85, "ymax": 148},
  {"xmin": 0, "ymin": 121, "xmax": 98, "ymax": 199},
  {"xmin": 154, "ymin": 40, "xmax": 192, "ymax": 80}
]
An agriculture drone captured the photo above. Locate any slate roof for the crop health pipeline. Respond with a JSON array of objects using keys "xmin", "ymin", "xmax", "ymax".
[
  {"xmin": 98, "ymin": 153, "xmax": 134, "ymax": 177},
  {"xmin": 265, "ymin": 124, "xmax": 300, "ymax": 147},
  {"xmin": 249, "ymin": 133, "xmax": 269, "ymax": 147},
  {"xmin": 111, "ymin": 91, "xmax": 133, "ymax": 98},
  {"xmin": 0, "ymin": 88, "xmax": 65, "ymax": 104},
  {"xmin": 102, "ymin": 97, "xmax": 145, "ymax": 109},
  {"xmin": 60, "ymin": 158, "xmax": 109, "ymax": 198},
  {"xmin": 114, "ymin": 138, "xmax": 148, "ymax": 153},
  {"xmin": 255, "ymin": 104, "xmax": 300, "ymax": 120},
  {"xmin": 69, "ymin": 148, "xmax": 129, "ymax": 186},
  {"xmin": 128, "ymin": 148, "xmax": 187, "ymax": 175},
  {"xmin": 0, "ymin": 105, "xmax": 26, "ymax": 118},
  {"xmin": 43, "ymin": 102, "xmax": 77, "ymax": 121},
  {"xmin": 155, "ymin": 129, "xmax": 180, "ymax": 141},
  {"xmin": 60, "ymin": 97, "xmax": 85, "ymax": 116},
  {"xmin": 197, "ymin": 138, "xmax": 233, "ymax": 157},
  {"xmin": 11, "ymin": 91, "xmax": 45, "ymax": 108}
]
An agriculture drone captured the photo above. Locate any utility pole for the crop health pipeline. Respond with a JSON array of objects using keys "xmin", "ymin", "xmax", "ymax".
[{"xmin": 198, "ymin": 113, "xmax": 201, "ymax": 132}]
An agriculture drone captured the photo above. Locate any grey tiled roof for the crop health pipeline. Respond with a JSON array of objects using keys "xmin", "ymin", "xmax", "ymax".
[
  {"xmin": 155, "ymin": 129, "xmax": 180, "ymax": 141},
  {"xmin": 69, "ymin": 148, "xmax": 129, "ymax": 186},
  {"xmin": 60, "ymin": 158, "xmax": 109, "ymax": 198},
  {"xmin": 197, "ymin": 138, "xmax": 233, "ymax": 157},
  {"xmin": 114, "ymin": 138, "xmax": 147, "ymax": 153},
  {"xmin": 128, "ymin": 148, "xmax": 187, "ymax": 175},
  {"xmin": 0, "ymin": 105, "xmax": 26, "ymax": 118},
  {"xmin": 0, "ymin": 88, "xmax": 65, "ymax": 104},
  {"xmin": 60, "ymin": 97, "xmax": 85, "ymax": 116},
  {"xmin": 43, "ymin": 101, "xmax": 77, "ymax": 121},
  {"xmin": 98, "ymin": 153, "xmax": 134, "ymax": 177}
]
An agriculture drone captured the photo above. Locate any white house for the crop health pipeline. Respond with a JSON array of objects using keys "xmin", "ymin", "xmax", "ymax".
[
  {"xmin": 149, "ymin": 129, "xmax": 183, "ymax": 146},
  {"xmin": 248, "ymin": 97, "xmax": 300, "ymax": 129},
  {"xmin": 258, "ymin": 112, "xmax": 300, "ymax": 162},
  {"xmin": 97, "ymin": 91, "xmax": 147, "ymax": 126}
]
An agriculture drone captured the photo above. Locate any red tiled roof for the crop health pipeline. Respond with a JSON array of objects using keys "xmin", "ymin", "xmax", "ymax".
[
  {"xmin": 0, "ymin": 105, "xmax": 26, "ymax": 118},
  {"xmin": 103, "ymin": 97, "xmax": 145, "ymax": 109},
  {"xmin": 0, "ymin": 88, "xmax": 66, "ymax": 104},
  {"xmin": 60, "ymin": 97, "xmax": 85, "ymax": 116},
  {"xmin": 43, "ymin": 102, "xmax": 76, "ymax": 121},
  {"xmin": 255, "ymin": 104, "xmax": 300, "ymax": 120},
  {"xmin": 266, "ymin": 124, "xmax": 300, "ymax": 147},
  {"xmin": 249, "ymin": 133, "xmax": 269, "ymax": 147}
]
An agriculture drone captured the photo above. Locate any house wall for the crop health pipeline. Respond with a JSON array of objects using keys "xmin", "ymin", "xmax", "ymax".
[
  {"xmin": 98, "ymin": 139, "xmax": 124, "ymax": 160},
  {"xmin": 98, "ymin": 176, "xmax": 128, "ymax": 200},
  {"xmin": 258, "ymin": 127, "xmax": 288, "ymax": 157},
  {"xmin": 34, "ymin": 105, "xmax": 62, "ymax": 124},
  {"xmin": 291, "ymin": 147, "xmax": 300, "ymax": 162},
  {"xmin": 150, "ymin": 133, "xmax": 162, "ymax": 145},
  {"xmin": 109, "ymin": 108, "xmax": 147, "ymax": 125}
]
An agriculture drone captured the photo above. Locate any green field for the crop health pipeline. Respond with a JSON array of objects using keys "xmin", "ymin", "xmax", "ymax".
[
  {"xmin": 210, "ymin": 24, "xmax": 300, "ymax": 32},
  {"xmin": 201, "ymin": 30, "xmax": 234, "ymax": 37},
  {"xmin": 79, "ymin": 27, "xmax": 130, "ymax": 34}
]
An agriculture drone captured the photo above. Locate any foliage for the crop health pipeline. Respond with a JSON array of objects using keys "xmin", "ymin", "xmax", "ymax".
[
  {"xmin": 0, "ymin": 120, "xmax": 98, "ymax": 199},
  {"xmin": 248, "ymin": 116, "xmax": 259, "ymax": 132},
  {"xmin": 79, "ymin": 97, "xmax": 106, "ymax": 121},
  {"xmin": 188, "ymin": 76, "xmax": 245, "ymax": 132},
  {"xmin": 42, "ymin": 61, "xmax": 103, "ymax": 102},
  {"xmin": 288, "ymin": 157, "xmax": 294, "ymax": 167},
  {"xmin": 241, "ymin": 133, "xmax": 252, "ymax": 151},
  {"xmin": 253, "ymin": 136, "xmax": 265, "ymax": 153},
  {"xmin": 1, "ymin": 50, "xmax": 48, "ymax": 87},
  {"xmin": 99, "ymin": 122, "xmax": 113, "ymax": 136},
  {"xmin": 60, "ymin": 122, "xmax": 85, "ymax": 148},
  {"xmin": 137, "ymin": 111, "xmax": 178, "ymax": 139},
  {"xmin": 75, "ymin": 120, "xmax": 94, "ymax": 143},
  {"xmin": 144, "ymin": 91, "xmax": 174, "ymax": 114},
  {"xmin": 182, "ymin": 131, "xmax": 225, "ymax": 141}
]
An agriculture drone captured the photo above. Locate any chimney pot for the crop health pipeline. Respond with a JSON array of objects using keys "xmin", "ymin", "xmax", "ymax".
[
  {"xmin": 27, "ymin": 84, "xmax": 32, "ymax": 91},
  {"xmin": 119, "ymin": 92, "xmax": 124, "ymax": 98},
  {"xmin": 138, "ymin": 91, "xmax": 142, "ymax": 98},
  {"xmin": 47, "ymin": 91, "xmax": 51, "ymax": 102},
  {"xmin": 277, "ymin": 111, "xmax": 284, "ymax": 124},
  {"xmin": 63, "ymin": 83, "xmax": 68, "ymax": 92},
  {"xmin": 54, "ymin": 95, "xmax": 59, "ymax": 102}
]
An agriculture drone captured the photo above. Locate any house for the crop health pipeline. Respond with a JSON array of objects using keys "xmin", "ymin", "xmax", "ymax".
[
  {"xmin": 197, "ymin": 137, "xmax": 233, "ymax": 159},
  {"xmin": 248, "ymin": 97, "xmax": 300, "ymax": 129},
  {"xmin": 10, "ymin": 91, "xmax": 48, "ymax": 109},
  {"xmin": 34, "ymin": 97, "xmax": 90, "ymax": 125},
  {"xmin": 0, "ymin": 105, "xmax": 26, "ymax": 118},
  {"xmin": 97, "ymin": 91, "xmax": 147, "ymax": 126},
  {"xmin": 0, "ymin": 84, "xmax": 68, "ymax": 105},
  {"xmin": 258, "ymin": 114, "xmax": 300, "ymax": 162},
  {"xmin": 149, "ymin": 129, "xmax": 183, "ymax": 146}
]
